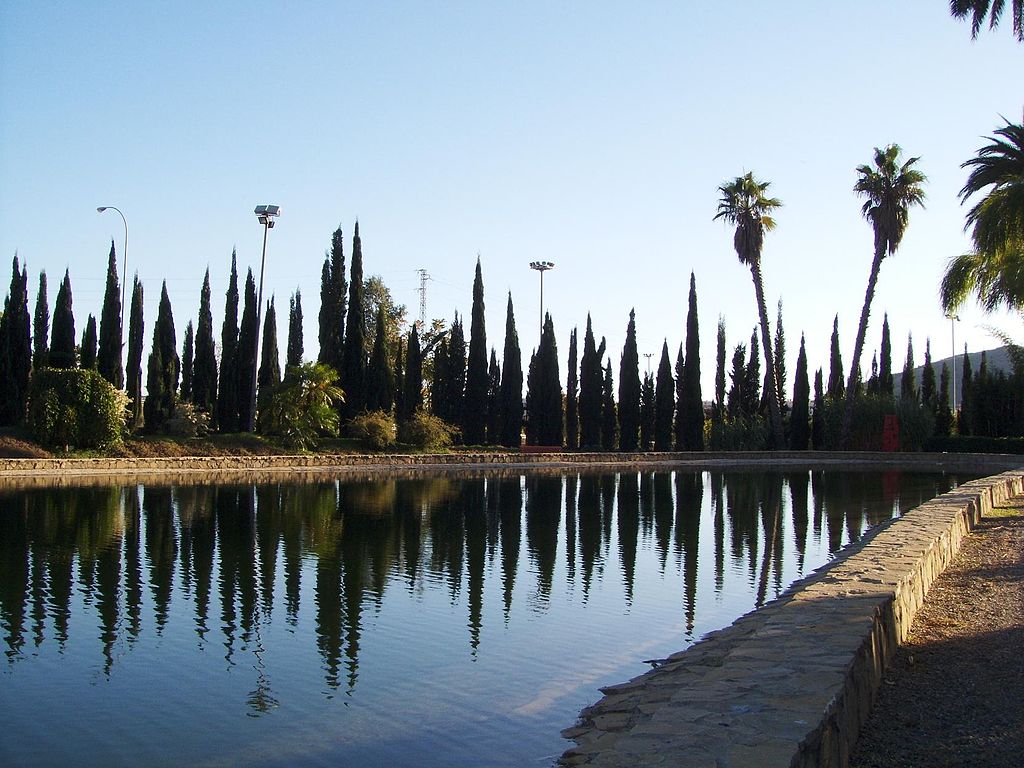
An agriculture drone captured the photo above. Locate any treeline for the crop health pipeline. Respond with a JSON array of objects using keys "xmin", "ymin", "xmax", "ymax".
[{"xmin": 2, "ymin": 221, "xmax": 1019, "ymax": 451}]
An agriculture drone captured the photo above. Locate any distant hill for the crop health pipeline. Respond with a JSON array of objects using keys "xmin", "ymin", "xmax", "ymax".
[{"xmin": 892, "ymin": 344, "xmax": 1016, "ymax": 405}]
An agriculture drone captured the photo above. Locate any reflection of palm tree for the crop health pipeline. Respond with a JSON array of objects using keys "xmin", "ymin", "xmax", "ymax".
[
  {"xmin": 714, "ymin": 173, "xmax": 785, "ymax": 445},
  {"xmin": 941, "ymin": 117, "xmax": 1024, "ymax": 314},
  {"xmin": 843, "ymin": 145, "xmax": 926, "ymax": 445}
]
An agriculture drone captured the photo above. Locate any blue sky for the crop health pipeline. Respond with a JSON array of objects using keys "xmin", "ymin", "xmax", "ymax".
[{"xmin": 1, "ymin": 2, "xmax": 1020, "ymax": 397}]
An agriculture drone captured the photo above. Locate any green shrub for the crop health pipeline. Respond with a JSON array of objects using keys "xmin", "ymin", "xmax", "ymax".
[
  {"xmin": 164, "ymin": 401, "xmax": 211, "ymax": 437},
  {"xmin": 261, "ymin": 362, "xmax": 344, "ymax": 450},
  {"xmin": 398, "ymin": 410, "xmax": 459, "ymax": 450},
  {"xmin": 348, "ymin": 410, "xmax": 397, "ymax": 450},
  {"xmin": 28, "ymin": 368, "xmax": 128, "ymax": 450},
  {"xmin": 707, "ymin": 416, "xmax": 768, "ymax": 451},
  {"xmin": 810, "ymin": 393, "xmax": 934, "ymax": 451}
]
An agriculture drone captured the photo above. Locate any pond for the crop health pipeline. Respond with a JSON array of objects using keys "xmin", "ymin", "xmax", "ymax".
[{"xmin": 0, "ymin": 468, "xmax": 970, "ymax": 767}]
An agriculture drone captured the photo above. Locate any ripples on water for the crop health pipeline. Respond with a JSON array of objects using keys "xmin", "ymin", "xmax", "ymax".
[{"xmin": 0, "ymin": 469, "xmax": 967, "ymax": 767}]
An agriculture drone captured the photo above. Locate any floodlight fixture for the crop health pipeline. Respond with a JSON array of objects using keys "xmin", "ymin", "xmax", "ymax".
[{"xmin": 254, "ymin": 204, "xmax": 281, "ymax": 228}]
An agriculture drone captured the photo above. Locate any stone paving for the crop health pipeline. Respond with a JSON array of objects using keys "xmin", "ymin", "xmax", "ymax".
[{"xmin": 558, "ymin": 470, "xmax": 1024, "ymax": 768}]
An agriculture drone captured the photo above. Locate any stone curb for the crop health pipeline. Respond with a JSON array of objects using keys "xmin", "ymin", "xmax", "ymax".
[
  {"xmin": 558, "ymin": 469, "xmax": 1024, "ymax": 768},
  {"xmin": 1, "ymin": 450, "xmax": 1021, "ymax": 480}
]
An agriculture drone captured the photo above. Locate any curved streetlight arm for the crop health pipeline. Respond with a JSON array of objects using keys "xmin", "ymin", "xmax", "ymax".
[{"xmin": 97, "ymin": 206, "xmax": 128, "ymax": 328}]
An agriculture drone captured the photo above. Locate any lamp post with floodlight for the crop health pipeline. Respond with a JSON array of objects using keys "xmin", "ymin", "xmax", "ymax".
[
  {"xmin": 96, "ymin": 206, "xmax": 128, "ymax": 327},
  {"xmin": 250, "ymin": 204, "xmax": 280, "ymax": 432},
  {"xmin": 529, "ymin": 261, "xmax": 554, "ymax": 336}
]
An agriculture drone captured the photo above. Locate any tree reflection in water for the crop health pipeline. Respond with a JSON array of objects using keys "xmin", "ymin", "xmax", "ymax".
[{"xmin": 0, "ymin": 468, "xmax": 969, "ymax": 724}]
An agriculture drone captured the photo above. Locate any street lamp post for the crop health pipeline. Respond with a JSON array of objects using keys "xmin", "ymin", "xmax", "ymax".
[
  {"xmin": 96, "ymin": 206, "xmax": 128, "ymax": 327},
  {"xmin": 251, "ymin": 205, "xmax": 281, "ymax": 432},
  {"xmin": 529, "ymin": 261, "xmax": 555, "ymax": 336}
]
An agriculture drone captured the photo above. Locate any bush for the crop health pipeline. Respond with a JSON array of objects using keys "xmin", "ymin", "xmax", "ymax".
[
  {"xmin": 398, "ymin": 410, "xmax": 459, "ymax": 450},
  {"xmin": 163, "ymin": 401, "xmax": 211, "ymax": 437},
  {"xmin": 261, "ymin": 363, "xmax": 344, "ymax": 450},
  {"xmin": 707, "ymin": 416, "xmax": 768, "ymax": 451},
  {"xmin": 809, "ymin": 394, "xmax": 934, "ymax": 452},
  {"xmin": 28, "ymin": 368, "xmax": 128, "ymax": 450},
  {"xmin": 347, "ymin": 410, "xmax": 397, "ymax": 450}
]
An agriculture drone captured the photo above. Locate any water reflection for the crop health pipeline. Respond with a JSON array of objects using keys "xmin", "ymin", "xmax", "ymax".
[{"xmin": 0, "ymin": 469, "xmax": 967, "ymax": 734}]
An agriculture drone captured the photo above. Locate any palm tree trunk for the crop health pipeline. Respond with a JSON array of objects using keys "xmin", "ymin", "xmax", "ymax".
[
  {"xmin": 750, "ymin": 260, "xmax": 785, "ymax": 446},
  {"xmin": 841, "ymin": 242, "xmax": 885, "ymax": 446}
]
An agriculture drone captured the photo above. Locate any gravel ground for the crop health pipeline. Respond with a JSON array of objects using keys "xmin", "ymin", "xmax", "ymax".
[{"xmin": 850, "ymin": 498, "xmax": 1024, "ymax": 768}]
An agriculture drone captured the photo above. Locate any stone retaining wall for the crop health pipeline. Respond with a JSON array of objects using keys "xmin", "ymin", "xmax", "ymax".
[
  {"xmin": 2, "ymin": 450, "xmax": 1021, "ymax": 480},
  {"xmin": 559, "ymin": 469, "xmax": 1024, "ymax": 767}
]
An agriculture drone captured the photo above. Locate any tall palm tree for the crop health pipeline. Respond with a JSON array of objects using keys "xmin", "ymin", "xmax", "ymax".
[
  {"xmin": 714, "ymin": 172, "xmax": 785, "ymax": 446},
  {"xmin": 842, "ymin": 145, "xmax": 926, "ymax": 445},
  {"xmin": 950, "ymin": 0, "xmax": 1024, "ymax": 42},
  {"xmin": 941, "ymin": 116, "xmax": 1024, "ymax": 313}
]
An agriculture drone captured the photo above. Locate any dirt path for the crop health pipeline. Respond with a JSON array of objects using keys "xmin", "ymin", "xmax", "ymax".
[{"xmin": 850, "ymin": 499, "xmax": 1024, "ymax": 768}]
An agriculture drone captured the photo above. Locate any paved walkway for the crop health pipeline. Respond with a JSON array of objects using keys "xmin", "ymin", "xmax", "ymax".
[{"xmin": 850, "ymin": 498, "xmax": 1024, "ymax": 768}]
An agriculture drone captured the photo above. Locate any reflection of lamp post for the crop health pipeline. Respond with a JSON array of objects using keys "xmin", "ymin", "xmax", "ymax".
[
  {"xmin": 947, "ymin": 313, "xmax": 960, "ymax": 413},
  {"xmin": 250, "ymin": 205, "xmax": 281, "ymax": 432},
  {"xmin": 529, "ymin": 261, "xmax": 554, "ymax": 335},
  {"xmin": 96, "ymin": 206, "xmax": 128, "ymax": 327}
]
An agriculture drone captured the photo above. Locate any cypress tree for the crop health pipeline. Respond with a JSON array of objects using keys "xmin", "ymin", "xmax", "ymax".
[
  {"xmin": 901, "ymin": 334, "xmax": 916, "ymax": 401},
  {"xmin": 180, "ymin": 321, "xmax": 194, "ymax": 401},
  {"xmin": 96, "ymin": 240, "xmax": 123, "ymax": 388},
  {"xmin": 365, "ymin": 304, "xmax": 394, "ymax": 413},
  {"xmin": 217, "ymin": 251, "xmax": 240, "ymax": 432},
  {"xmin": 0, "ymin": 256, "xmax": 31, "ymax": 424},
  {"xmin": 790, "ymin": 334, "xmax": 810, "ymax": 450},
  {"xmin": 526, "ymin": 313, "xmax": 562, "ymax": 445},
  {"xmin": 640, "ymin": 371, "xmax": 655, "ymax": 450},
  {"xmin": 673, "ymin": 345, "xmax": 686, "ymax": 448},
  {"xmin": 959, "ymin": 345, "xmax": 972, "ymax": 435},
  {"xmin": 446, "ymin": 314, "xmax": 467, "ymax": 427},
  {"xmin": 935, "ymin": 363, "xmax": 952, "ymax": 436},
  {"xmin": 565, "ymin": 327, "xmax": 579, "ymax": 450},
  {"xmin": 463, "ymin": 258, "xmax": 488, "ymax": 444},
  {"xmin": 499, "ymin": 294, "xmax": 523, "ymax": 448},
  {"xmin": 811, "ymin": 368, "xmax": 825, "ymax": 449},
  {"xmin": 49, "ymin": 269, "xmax": 76, "ymax": 369},
  {"xmin": 402, "ymin": 325, "xmax": 423, "ymax": 419},
  {"xmin": 125, "ymin": 276, "xmax": 144, "ymax": 430},
  {"xmin": 601, "ymin": 359, "xmax": 616, "ymax": 451},
  {"xmin": 867, "ymin": 352, "xmax": 879, "ymax": 395},
  {"xmin": 745, "ymin": 331, "xmax": 761, "ymax": 418},
  {"xmin": 80, "ymin": 315, "xmax": 98, "ymax": 369},
  {"xmin": 257, "ymin": 298, "xmax": 281, "ymax": 430},
  {"xmin": 578, "ymin": 316, "xmax": 603, "ymax": 449},
  {"xmin": 772, "ymin": 299, "xmax": 786, "ymax": 415},
  {"xmin": 617, "ymin": 309, "xmax": 641, "ymax": 451},
  {"xmin": 486, "ymin": 349, "xmax": 501, "ymax": 443},
  {"xmin": 432, "ymin": 337, "xmax": 450, "ymax": 419},
  {"xmin": 318, "ymin": 226, "xmax": 346, "ymax": 371},
  {"xmin": 827, "ymin": 315, "xmax": 844, "ymax": 400},
  {"xmin": 33, "ymin": 271, "xmax": 49, "ymax": 370},
  {"xmin": 879, "ymin": 313, "xmax": 893, "ymax": 398},
  {"xmin": 237, "ymin": 269, "xmax": 259, "ymax": 432},
  {"xmin": 714, "ymin": 317, "xmax": 727, "ymax": 421},
  {"xmin": 192, "ymin": 269, "xmax": 218, "ymax": 416},
  {"xmin": 654, "ymin": 341, "xmax": 674, "ymax": 450},
  {"xmin": 286, "ymin": 289, "xmax": 304, "ymax": 370},
  {"xmin": 681, "ymin": 273, "xmax": 703, "ymax": 450},
  {"xmin": 921, "ymin": 338, "xmax": 936, "ymax": 410},
  {"xmin": 727, "ymin": 344, "xmax": 747, "ymax": 421},
  {"xmin": 341, "ymin": 221, "xmax": 366, "ymax": 417},
  {"xmin": 143, "ymin": 282, "xmax": 179, "ymax": 433},
  {"xmin": 394, "ymin": 336, "xmax": 405, "ymax": 421}
]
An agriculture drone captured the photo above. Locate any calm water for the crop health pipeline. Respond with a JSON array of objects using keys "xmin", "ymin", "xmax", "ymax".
[{"xmin": 0, "ymin": 469, "xmax": 969, "ymax": 767}]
